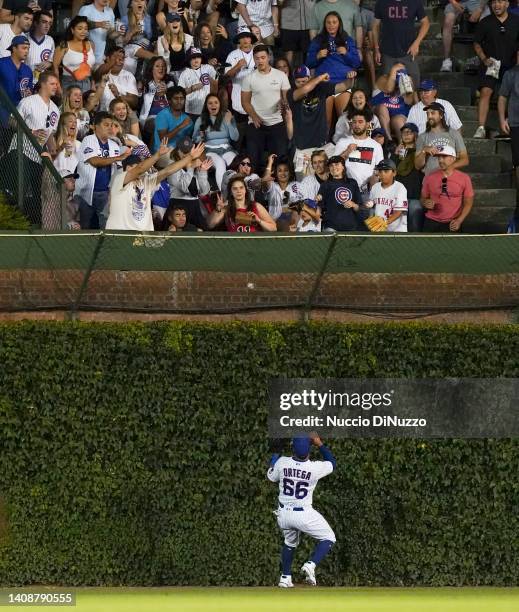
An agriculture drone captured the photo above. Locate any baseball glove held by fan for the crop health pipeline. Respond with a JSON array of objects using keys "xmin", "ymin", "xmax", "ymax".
[{"xmin": 365, "ymin": 216, "xmax": 388, "ymax": 232}]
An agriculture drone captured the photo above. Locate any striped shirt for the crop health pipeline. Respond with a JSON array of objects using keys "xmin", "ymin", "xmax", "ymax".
[
  {"xmin": 27, "ymin": 33, "xmax": 55, "ymax": 81},
  {"xmin": 178, "ymin": 64, "xmax": 217, "ymax": 116}
]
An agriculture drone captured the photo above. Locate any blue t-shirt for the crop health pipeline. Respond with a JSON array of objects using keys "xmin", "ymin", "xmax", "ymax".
[
  {"xmin": 93, "ymin": 140, "xmax": 112, "ymax": 192},
  {"xmin": 153, "ymin": 108, "xmax": 193, "ymax": 152},
  {"xmin": 371, "ymin": 91, "xmax": 410, "ymax": 117},
  {"xmin": 0, "ymin": 57, "xmax": 33, "ymax": 125}
]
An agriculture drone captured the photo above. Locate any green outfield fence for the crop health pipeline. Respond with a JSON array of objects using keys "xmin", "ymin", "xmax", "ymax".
[
  {"xmin": 0, "ymin": 85, "xmax": 66, "ymax": 230},
  {"xmin": 0, "ymin": 231, "xmax": 519, "ymax": 314}
]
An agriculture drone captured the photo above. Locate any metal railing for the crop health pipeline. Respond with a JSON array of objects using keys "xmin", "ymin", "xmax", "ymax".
[{"xmin": 0, "ymin": 84, "xmax": 66, "ymax": 229}]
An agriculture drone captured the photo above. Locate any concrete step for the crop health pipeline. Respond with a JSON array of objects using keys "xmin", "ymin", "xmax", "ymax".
[
  {"xmin": 473, "ymin": 189, "xmax": 516, "ymax": 207},
  {"xmin": 426, "ymin": 72, "xmax": 479, "ymax": 89},
  {"xmin": 421, "ymin": 39, "xmax": 476, "ymax": 60},
  {"xmin": 455, "ymin": 105, "xmax": 499, "ymax": 123},
  {"xmin": 466, "ymin": 154, "xmax": 503, "ymax": 173},
  {"xmin": 469, "ymin": 173, "xmax": 513, "ymax": 189},
  {"xmin": 464, "ymin": 138, "xmax": 497, "ymax": 156},
  {"xmin": 462, "ymin": 206, "xmax": 514, "ymax": 233},
  {"xmin": 436, "ymin": 87, "xmax": 472, "ymax": 106},
  {"xmin": 461, "ymin": 120, "xmax": 479, "ymax": 135}
]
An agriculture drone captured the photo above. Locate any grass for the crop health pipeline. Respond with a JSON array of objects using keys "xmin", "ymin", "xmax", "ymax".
[{"xmin": 1, "ymin": 587, "xmax": 519, "ymax": 612}]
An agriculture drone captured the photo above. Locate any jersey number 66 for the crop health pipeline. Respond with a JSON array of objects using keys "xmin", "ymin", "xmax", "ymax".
[{"xmin": 283, "ymin": 478, "xmax": 309, "ymax": 499}]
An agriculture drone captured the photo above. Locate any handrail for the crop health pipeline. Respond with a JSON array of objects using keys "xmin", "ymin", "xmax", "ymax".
[{"xmin": 0, "ymin": 82, "xmax": 64, "ymax": 186}]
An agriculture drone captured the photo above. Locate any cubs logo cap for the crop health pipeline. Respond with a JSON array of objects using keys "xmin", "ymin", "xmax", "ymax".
[
  {"xmin": 178, "ymin": 136, "xmax": 193, "ymax": 154},
  {"xmin": 293, "ymin": 437, "xmax": 311, "ymax": 458},
  {"xmin": 419, "ymin": 79, "xmax": 438, "ymax": 91},
  {"xmin": 7, "ymin": 35, "xmax": 29, "ymax": 50},
  {"xmin": 233, "ymin": 26, "xmax": 258, "ymax": 44}
]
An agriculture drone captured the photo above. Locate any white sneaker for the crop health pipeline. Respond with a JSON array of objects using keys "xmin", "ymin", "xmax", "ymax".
[
  {"xmin": 473, "ymin": 125, "xmax": 486, "ymax": 139},
  {"xmin": 440, "ymin": 58, "xmax": 452, "ymax": 72},
  {"xmin": 278, "ymin": 575, "xmax": 294, "ymax": 588},
  {"xmin": 301, "ymin": 561, "xmax": 317, "ymax": 586}
]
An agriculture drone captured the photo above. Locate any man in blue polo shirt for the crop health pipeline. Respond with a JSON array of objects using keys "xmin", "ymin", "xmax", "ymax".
[{"xmin": 0, "ymin": 35, "xmax": 32, "ymax": 122}]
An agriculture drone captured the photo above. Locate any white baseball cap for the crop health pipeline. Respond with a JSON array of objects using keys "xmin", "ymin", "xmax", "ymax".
[{"xmin": 434, "ymin": 144, "xmax": 456, "ymax": 157}]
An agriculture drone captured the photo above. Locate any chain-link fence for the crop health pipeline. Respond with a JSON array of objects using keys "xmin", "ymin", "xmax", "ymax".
[
  {"xmin": 0, "ymin": 231, "xmax": 518, "ymax": 314},
  {"xmin": 0, "ymin": 86, "xmax": 66, "ymax": 230}
]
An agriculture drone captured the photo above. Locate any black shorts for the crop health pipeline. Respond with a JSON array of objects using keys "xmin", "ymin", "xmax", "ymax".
[
  {"xmin": 478, "ymin": 73, "xmax": 501, "ymax": 92},
  {"xmin": 511, "ymin": 126, "xmax": 519, "ymax": 167},
  {"xmin": 280, "ymin": 29, "xmax": 310, "ymax": 53}
]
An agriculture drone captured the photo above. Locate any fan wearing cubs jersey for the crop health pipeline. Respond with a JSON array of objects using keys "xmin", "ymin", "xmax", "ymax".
[
  {"xmin": 369, "ymin": 158, "xmax": 408, "ymax": 232},
  {"xmin": 178, "ymin": 47, "xmax": 217, "ymax": 118},
  {"xmin": 267, "ymin": 434, "xmax": 336, "ymax": 588}
]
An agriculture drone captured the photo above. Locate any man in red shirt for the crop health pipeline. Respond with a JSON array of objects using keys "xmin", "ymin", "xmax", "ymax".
[{"xmin": 420, "ymin": 144, "xmax": 474, "ymax": 232}]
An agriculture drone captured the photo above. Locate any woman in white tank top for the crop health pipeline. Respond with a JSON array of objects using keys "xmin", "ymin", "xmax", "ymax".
[{"xmin": 53, "ymin": 16, "xmax": 96, "ymax": 94}]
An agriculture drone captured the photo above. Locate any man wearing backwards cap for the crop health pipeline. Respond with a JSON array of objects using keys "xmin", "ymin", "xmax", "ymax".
[
  {"xmin": 106, "ymin": 138, "xmax": 205, "ymax": 231},
  {"xmin": 420, "ymin": 144, "xmax": 474, "ymax": 232},
  {"xmin": 289, "ymin": 66, "xmax": 354, "ymax": 178},
  {"xmin": 406, "ymin": 79, "xmax": 463, "ymax": 134},
  {"xmin": 415, "ymin": 101, "xmax": 468, "ymax": 176},
  {"xmin": 267, "ymin": 433, "xmax": 337, "ymax": 588}
]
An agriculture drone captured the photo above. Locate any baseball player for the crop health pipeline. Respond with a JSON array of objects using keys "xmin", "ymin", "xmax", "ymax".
[{"xmin": 267, "ymin": 434, "xmax": 336, "ymax": 588}]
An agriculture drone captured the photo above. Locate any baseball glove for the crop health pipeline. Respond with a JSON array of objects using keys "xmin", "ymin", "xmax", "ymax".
[
  {"xmin": 269, "ymin": 438, "xmax": 287, "ymax": 454},
  {"xmin": 365, "ymin": 216, "xmax": 388, "ymax": 232}
]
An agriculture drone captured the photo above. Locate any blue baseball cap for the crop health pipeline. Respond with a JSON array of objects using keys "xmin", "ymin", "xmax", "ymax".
[
  {"xmin": 371, "ymin": 127, "xmax": 387, "ymax": 139},
  {"xmin": 401, "ymin": 122, "xmax": 419, "ymax": 134},
  {"xmin": 293, "ymin": 437, "xmax": 311, "ymax": 458},
  {"xmin": 293, "ymin": 65, "xmax": 311, "ymax": 79},
  {"xmin": 419, "ymin": 79, "xmax": 438, "ymax": 91},
  {"xmin": 166, "ymin": 12, "xmax": 181, "ymax": 22},
  {"xmin": 7, "ymin": 35, "xmax": 29, "ymax": 50}
]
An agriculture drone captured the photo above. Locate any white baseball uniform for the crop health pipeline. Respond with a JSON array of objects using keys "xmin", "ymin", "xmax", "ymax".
[
  {"xmin": 224, "ymin": 48, "xmax": 255, "ymax": 116},
  {"xmin": 27, "ymin": 34, "xmax": 55, "ymax": 81},
  {"xmin": 267, "ymin": 455, "xmax": 336, "ymax": 547},
  {"xmin": 10, "ymin": 93, "xmax": 60, "ymax": 163},
  {"xmin": 235, "ymin": 0, "xmax": 278, "ymax": 39},
  {"xmin": 100, "ymin": 69, "xmax": 139, "ymax": 111},
  {"xmin": 0, "ymin": 24, "xmax": 16, "ymax": 58},
  {"xmin": 178, "ymin": 64, "xmax": 217, "ymax": 116},
  {"xmin": 369, "ymin": 180, "xmax": 408, "ymax": 232}
]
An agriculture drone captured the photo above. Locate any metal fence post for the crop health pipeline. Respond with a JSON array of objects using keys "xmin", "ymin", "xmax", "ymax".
[
  {"xmin": 16, "ymin": 125, "xmax": 23, "ymax": 214},
  {"xmin": 302, "ymin": 232, "xmax": 339, "ymax": 322}
]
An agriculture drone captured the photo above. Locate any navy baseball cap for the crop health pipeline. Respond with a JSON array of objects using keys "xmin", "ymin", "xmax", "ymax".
[
  {"xmin": 187, "ymin": 47, "xmax": 203, "ymax": 59},
  {"xmin": 7, "ymin": 35, "xmax": 29, "ymax": 50},
  {"xmin": 122, "ymin": 154, "xmax": 141, "ymax": 169},
  {"xmin": 327, "ymin": 155, "xmax": 345, "ymax": 165},
  {"xmin": 371, "ymin": 127, "xmax": 387, "ymax": 139},
  {"xmin": 293, "ymin": 438, "xmax": 311, "ymax": 458},
  {"xmin": 423, "ymin": 102, "xmax": 445, "ymax": 114},
  {"xmin": 166, "ymin": 12, "xmax": 181, "ymax": 22},
  {"xmin": 376, "ymin": 159, "xmax": 397, "ymax": 171},
  {"xmin": 419, "ymin": 79, "xmax": 438, "ymax": 91},
  {"xmin": 401, "ymin": 122, "xmax": 419, "ymax": 133},
  {"xmin": 293, "ymin": 65, "xmax": 310, "ymax": 79},
  {"xmin": 178, "ymin": 136, "xmax": 193, "ymax": 154}
]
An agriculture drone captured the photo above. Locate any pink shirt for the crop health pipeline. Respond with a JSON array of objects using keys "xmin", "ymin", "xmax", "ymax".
[{"xmin": 421, "ymin": 169, "xmax": 474, "ymax": 223}]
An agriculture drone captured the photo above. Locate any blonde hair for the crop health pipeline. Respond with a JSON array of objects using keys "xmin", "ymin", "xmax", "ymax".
[
  {"xmin": 55, "ymin": 112, "xmax": 77, "ymax": 150},
  {"xmin": 164, "ymin": 18, "xmax": 185, "ymax": 47},
  {"xmin": 61, "ymin": 85, "xmax": 83, "ymax": 114},
  {"xmin": 128, "ymin": 0, "xmax": 147, "ymax": 32}
]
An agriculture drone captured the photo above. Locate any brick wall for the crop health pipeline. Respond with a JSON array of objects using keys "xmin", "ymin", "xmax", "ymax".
[{"xmin": 0, "ymin": 270, "xmax": 518, "ymax": 313}]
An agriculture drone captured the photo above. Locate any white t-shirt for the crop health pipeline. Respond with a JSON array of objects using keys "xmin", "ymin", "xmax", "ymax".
[
  {"xmin": 236, "ymin": 0, "xmax": 278, "ymax": 38},
  {"xmin": 406, "ymin": 98, "xmax": 463, "ymax": 134},
  {"xmin": 78, "ymin": 4, "xmax": 115, "ymax": 64},
  {"xmin": 106, "ymin": 169, "xmax": 159, "ymax": 231},
  {"xmin": 369, "ymin": 180, "xmax": 408, "ymax": 232},
  {"xmin": 267, "ymin": 455, "xmax": 333, "ymax": 508},
  {"xmin": 241, "ymin": 67, "xmax": 290, "ymax": 126},
  {"xmin": 334, "ymin": 136, "xmax": 384, "ymax": 192},
  {"xmin": 224, "ymin": 48, "xmax": 255, "ymax": 115},
  {"xmin": 100, "ymin": 69, "xmax": 139, "ymax": 111},
  {"xmin": 0, "ymin": 24, "xmax": 16, "ymax": 58},
  {"xmin": 178, "ymin": 64, "xmax": 217, "ymax": 116}
]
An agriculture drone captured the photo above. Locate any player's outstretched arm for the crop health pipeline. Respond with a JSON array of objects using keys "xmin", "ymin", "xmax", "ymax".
[{"xmin": 310, "ymin": 432, "xmax": 337, "ymax": 470}]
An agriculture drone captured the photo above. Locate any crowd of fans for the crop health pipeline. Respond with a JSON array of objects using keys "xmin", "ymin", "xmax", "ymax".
[{"xmin": 0, "ymin": 0, "xmax": 518, "ymax": 233}]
